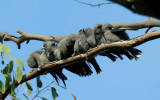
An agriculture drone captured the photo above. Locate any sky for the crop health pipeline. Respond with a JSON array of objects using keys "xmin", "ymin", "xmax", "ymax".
[{"xmin": 0, "ymin": 0, "xmax": 160, "ymax": 100}]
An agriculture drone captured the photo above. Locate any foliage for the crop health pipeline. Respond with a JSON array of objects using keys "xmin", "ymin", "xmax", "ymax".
[{"xmin": 0, "ymin": 43, "xmax": 58, "ymax": 100}]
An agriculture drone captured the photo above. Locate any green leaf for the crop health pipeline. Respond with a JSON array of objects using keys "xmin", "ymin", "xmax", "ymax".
[
  {"xmin": 26, "ymin": 81, "xmax": 33, "ymax": 95},
  {"xmin": 16, "ymin": 66, "xmax": 23, "ymax": 83},
  {"xmin": 2, "ymin": 44, "xmax": 11, "ymax": 57},
  {"xmin": 40, "ymin": 97, "xmax": 47, "ymax": 100},
  {"xmin": 51, "ymin": 87, "xmax": 58, "ymax": 100},
  {"xmin": 11, "ymin": 76, "xmax": 16, "ymax": 96},
  {"xmin": 37, "ymin": 77, "xmax": 43, "ymax": 88},
  {"xmin": 1, "ymin": 60, "xmax": 4, "ymax": 65},
  {"xmin": 1, "ymin": 61, "xmax": 13, "ymax": 77},
  {"xmin": 9, "ymin": 61, "xmax": 13, "ymax": 73},
  {"xmin": 2, "ymin": 64, "xmax": 9, "ymax": 76},
  {"xmin": 5, "ymin": 74, "xmax": 11, "ymax": 88},
  {"xmin": 11, "ymin": 84, "xmax": 16, "ymax": 96},
  {"xmin": 11, "ymin": 86, "xmax": 15, "ymax": 96},
  {"xmin": 0, "ymin": 43, "xmax": 3, "ymax": 51},
  {"xmin": 0, "ymin": 80, "xmax": 5, "ymax": 94},
  {"xmin": 15, "ymin": 58, "xmax": 24, "ymax": 67},
  {"xmin": 11, "ymin": 97, "xmax": 20, "ymax": 100}
]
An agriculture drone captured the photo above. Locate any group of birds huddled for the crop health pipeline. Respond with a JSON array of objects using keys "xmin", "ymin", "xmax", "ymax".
[{"xmin": 27, "ymin": 23, "xmax": 142, "ymax": 86}]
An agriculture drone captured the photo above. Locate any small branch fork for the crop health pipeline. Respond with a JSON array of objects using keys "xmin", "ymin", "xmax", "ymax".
[
  {"xmin": 0, "ymin": 30, "xmax": 67, "ymax": 49},
  {"xmin": 1, "ymin": 29, "xmax": 160, "ymax": 99},
  {"xmin": 0, "ymin": 18, "xmax": 160, "ymax": 49}
]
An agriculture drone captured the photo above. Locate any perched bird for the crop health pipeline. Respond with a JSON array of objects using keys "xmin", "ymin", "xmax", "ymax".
[
  {"xmin": 54, "ymin": 34, "xmax": 77, "ymax": 60},
  {"xmin": 73, "ymin": 29, "xmax": 90, "ymax": 55},
  {"xmin": 94, "ymin": 24, "xmax": 106, "ymax": 45},
  {"xmin": 73, "ymin": 29, "xmax": 102, "ymax": 74},
  {"xmin": 94, "ymin": 24, "xmax": 119, "ymax": 61},
  {"xmin": 84, "ymin": 28, "xmax": 97, "ymax": 49},
  {"xmin": 45, "ymin": 38, "xmax": 93, "ymax": 77},
  {"xmin": 27, "ymin": 45, "xmax": 67, "ymax": 86},
  {"xmin": 27, "ymin": 50, "xmax": 43, "ymax": 68},
  {"xmin": 102, "ymin": 23, "xmax": 142, "ymax": 60}
]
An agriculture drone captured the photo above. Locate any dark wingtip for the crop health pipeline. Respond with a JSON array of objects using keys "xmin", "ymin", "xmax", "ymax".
[
  {"xmin": 18, "ymin": 44, "xmax": 21, "ymax": 49},
  {"xmin": 26, "ymin": 40, "xmax": 30, "ymax": 44}
]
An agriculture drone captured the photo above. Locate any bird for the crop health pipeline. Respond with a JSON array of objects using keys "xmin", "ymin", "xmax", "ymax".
[
  {"xmin": 102, "ymin": 23, "xmax": 142, "ymax": 60},
  {"xmin": 84, "ymin": 27, "xmax": 97, "ymax": 49},
  {"xmin": 94, "ymin": 24, "xmax": 119, "ymax": 61},
  {"xmin": 54, "ymin": 34, "xmax": 77, "ymax": 60},
  {"xmin": 27, "ymin": 41, "xmax": 67, "ymax": 86},
  {"xmin": 73, "ymin": 29, "xmax": 102, "ymax": 74},
  {"xmin": 73, "ymin": 29, "xmax": 90, "ymax": 55},
  {"xmin": 52, "ymin": 34, "xmax": 93, "ymax": 76}
]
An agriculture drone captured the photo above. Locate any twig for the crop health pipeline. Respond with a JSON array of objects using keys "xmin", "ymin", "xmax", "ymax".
[
  {"xmin": 72, "ymin": 93, "xmax": 76, "ymax": 100},
  {"xmin": 32, "ymin": 81, "xmax": 54, "ymax": 100},
  {"xmin": 74, "ymin": 0, "xmax": 112, "ymax": 7}
]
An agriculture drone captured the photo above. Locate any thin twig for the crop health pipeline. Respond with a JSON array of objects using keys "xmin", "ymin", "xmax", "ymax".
[
  {"xmin": 74, "ymin": 0, "xmax": 112, "ymax": 7},
  {"xmin": 72, "ymin": 93, "xmax": 76, "ymax": 100},
  {"xmin": 32, "ymin": 81, "xmax": 54, "ymax": 100}
]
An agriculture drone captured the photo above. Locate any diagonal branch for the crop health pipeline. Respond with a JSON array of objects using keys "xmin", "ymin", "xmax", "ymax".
[
  {"xmin": 72, "ymin": 93, "xmax": 77, "ymax": 100},
  {"xmin": 1, "ymin": 19, "xmax": 160, "ymax": 49},
  {"xmin": 1, "ymin": 30, "xmax": 160, "ymax": 99}
]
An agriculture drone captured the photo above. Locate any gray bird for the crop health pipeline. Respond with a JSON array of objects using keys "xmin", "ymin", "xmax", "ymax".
[
  {"xmin": 73, "ymin": 29, "xmax": 90, "ymax": 55},
  {"xmin": 42, "ymin": 41, "xmax": 68, "ymax": 86},
  {"xmin": 102, "ymin": 23, "xmax": 142, "ymax": 60},
  {"xmin": 44, "ymin": 38, "xmax": 93, "ymax": 77},
  {"xmin": 84, "ymin": 28, "xmax": 97, "ymax": 49},
  {"xmin": 27, "ymin": 48, "xmax": 67, "ymax": 86},
  {"xmin": 73, "ymin": 29, "xmax": 102, "ymax": 74},
  {"xmin": 54, "ymin": 34, "xmax": 77, "ymax": 60},
  {"xmin": 94, "ymin": 24, "xmax": 119, "ymax": 61},
  {"xmin": 27, "ymin": 50, "xmax": 43, "ymax": 68}
]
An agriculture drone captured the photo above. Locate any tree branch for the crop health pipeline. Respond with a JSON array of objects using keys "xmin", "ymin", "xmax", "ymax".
[
  {"xmin": 1, "ymin": 30, "xmax": 67, "ymax": 49},
  {"xmin": 1, "ymin": 19, "xmax": 160, "ymax": 49},
  {"xmin": 112, "ymin": 18, "xmax": 160, "ymax": 31},
  {"xmin": 72, "ymin": 93, "xmax": 76, "ymax": 100},
  {"xmin": 2, "ymin": 30, "xmax": 160, "ymax": 99}
]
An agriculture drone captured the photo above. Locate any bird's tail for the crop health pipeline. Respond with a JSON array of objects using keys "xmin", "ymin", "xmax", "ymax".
[
  {"xmin": 109, "ymin": 50, "xmax": 123, "ymax": 60},
  {"xmin": 65, "ymin": 62, "xmax": 93, "ymax": 77},
  {"xmin": 49, "ymin": 69, "xmax": 67, "ymax": 87},
  {"xmin": 87, "ymin": 58, "xmax": 102, "ymax": 74},
  {"xmin": 99, "ymin": 52, "xmax": 117, "ymax": 62},
  {"xmin": 118, "ymin": 49, "xmax": 134, "ymax": 60},
  {"xmin": 49, "ymin": 71, "xmax": 60, "ymax": 85},
  {"xmin": 127, "ymin": 48, "xmax": 142, "ymax": 60}
]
